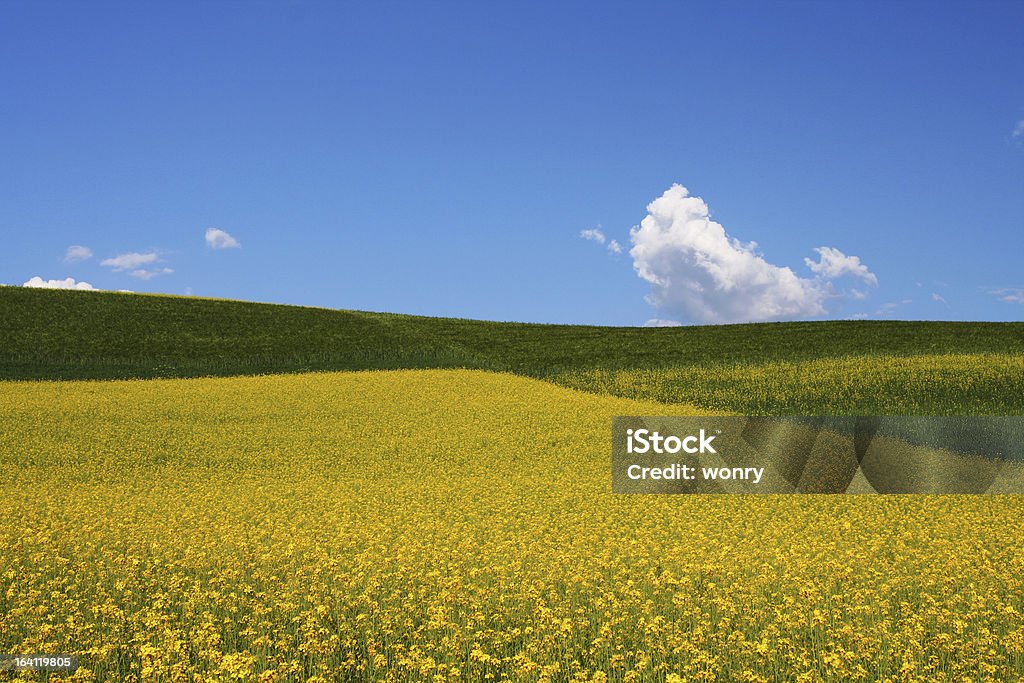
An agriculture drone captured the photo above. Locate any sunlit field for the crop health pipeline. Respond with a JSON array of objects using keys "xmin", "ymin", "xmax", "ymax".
[
  {"xmin": 550, "ymin": 353, "xmax": 1024, "ymax": 415},
  {"xmin": 2, "ymin": 370, "xmax": 1022, "ymax": 682}
]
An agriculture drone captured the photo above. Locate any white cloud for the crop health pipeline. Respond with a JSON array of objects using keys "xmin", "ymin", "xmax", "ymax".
[
  {"xmin": 876, "ymin": 302, "xmax": 899, "ymax": 316},
  {"xmin": 629, "ymin": 184, "xmax": 869, "ymax": 324},
  {"xmin": 932, "ymin": 292, "xmax": 947, "ymax": 304},
  {"xmin": 850, "ymin": 288, "xmax": 867, "ymax": 301},
  {"xmin": 644, "ymin": 318, "xmax": 683, "ymax": 327},
  {"xmin": 129, "ymin": 267, "xmax": 174, "ymax": 280},
  {"xmin": 581, "ymin": 227, "xmax": 623, "ymax": 256},
  {"xmin": 63, "ymin": 245, "xmax": 93, "ymax": 263},
  {"xmin": 23, "ymin": 276, "xmax": 96, "ymax": 290},
  {"xmin": 804, "ymin": 246, "xmax": 878, "ymax": 286},
  {"xmin": 991, "ymin": 288, "xmax": 1024, "ymax": 304},
  {"xmin": 101, "ymin": 252, "xmax": 159, "ymax": 271},
  {"xmin": 100, "ymin": 251, "xmax": 174, "ymax": 279},
  {"xmin": 875, "ymin": 299, "xmax": 913, "ymax": 316},
  {"xmin": 1014, "ymin": 120, "xmax": 1024, "ymax": 138},
  {"xmin": 206, "ymin": 228, "xmax": 241, "ymax": 249}
]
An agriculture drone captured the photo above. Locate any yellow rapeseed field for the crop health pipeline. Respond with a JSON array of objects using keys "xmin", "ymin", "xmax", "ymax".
[
  {"xmin": 550, "ymin": 354, "xmax": 1024, "ymax": 415},
  {"xmin": 1, "ymin": 369, "xmax": 1023, "ymax": 682}
]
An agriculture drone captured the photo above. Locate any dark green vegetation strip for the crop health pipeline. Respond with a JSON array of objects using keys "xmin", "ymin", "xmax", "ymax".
[{"xmin": 3, "ymin": 287, "xmax": 1024, "ymax": 414}]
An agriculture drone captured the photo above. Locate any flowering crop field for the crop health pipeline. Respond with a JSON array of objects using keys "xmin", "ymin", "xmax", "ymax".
[
  {"xmin": 2, "ymin": 369, "xmax": 1023, "ymax": 682},
  {"xmin": 549, "ymin": 353, "xmax": 1024, "ymax": 415}
]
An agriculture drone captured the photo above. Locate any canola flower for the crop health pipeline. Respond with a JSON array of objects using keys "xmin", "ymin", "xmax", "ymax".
[
  {"xmin": 550, "ymin": 353, "xmax": 1024, "ymax": 416},
  {"xmin": 1, "ymin": 369, "xmax": 1023, "ymax": 681}
]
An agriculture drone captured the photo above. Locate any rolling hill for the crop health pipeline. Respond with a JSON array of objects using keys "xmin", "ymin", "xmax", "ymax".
[
  {"xmin": 3, "ymin": 289, "xmax": 1024, "ymax": 680},
  {"xmin": 3, "ymin": 286, "xmax": 1023, "ymax": 414}
]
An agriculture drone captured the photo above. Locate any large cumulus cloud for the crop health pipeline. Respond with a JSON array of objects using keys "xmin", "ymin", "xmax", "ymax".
[{"xmin": 629, "ymin": 184, "xmax": 875, "ymax": 324}]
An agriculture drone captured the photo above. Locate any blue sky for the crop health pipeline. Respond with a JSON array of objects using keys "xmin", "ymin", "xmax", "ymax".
[{"xmin": 2, "ymin": 0, "xmax": 1022, "ymax": 325}]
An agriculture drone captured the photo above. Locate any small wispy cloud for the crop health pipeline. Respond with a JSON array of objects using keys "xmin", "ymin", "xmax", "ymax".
[
  {"xmin": 991, "ymin": 287, "xmax": 1024, "ymax": 304},
  {"xmin": 101, "ymin": 252, "xmax": 159, "ymax": 271},
  {"xmin": 1013, "ymin": 120, "xmax": 1024, "ymax": 138},
  {"xmin": 23, "ymin": 276, "xmax": 96, "ymax": 290},
  {"xmin": 931, "ymin": 292, "xmax": 947, "ymax": 304},
  {"xmin": 804, "ymin": 246, "xmax": 878, "ymax": 286},
  {"xmin": 581, "ymin": 226, "xmax": 623, "ymax": 255},
  {"xmin": 644, "ymin": 318, "xmax": 683, "ymax": 327},
  {"xmin": 63, "ymin": 245, "xmax": 93, "ymax": 263},
  {"xmin": 875, "ymin": 299, "xmax": 913, "ymax": 317},
  {"xmin": 130, "ymin": 267, "xmax": 174, "ymax": 280},
  {"xmin": 205, "ymin": 228, "xmax": 241, "ymax": 249},
  {"xmin": 101, "ymin": 252, "xmax": 173, "ymax": 279}
]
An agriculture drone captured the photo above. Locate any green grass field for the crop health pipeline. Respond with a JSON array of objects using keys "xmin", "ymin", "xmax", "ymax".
[{"xmin": 3, "ymin": 287, "xmax": 1024, "ymax": 415}]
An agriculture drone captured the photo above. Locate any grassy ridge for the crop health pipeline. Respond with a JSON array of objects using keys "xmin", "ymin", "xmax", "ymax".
[
  {"xmin": 4, "ymin": 286, "xmax": 1024, "ymax": 414},
  {"xmin": 4, "ymin": 286, "xmax": 1024, "ymax": 376},
  {"xmin": 0, "ymin": 288, "xmax": 493, "ymax": 378}
]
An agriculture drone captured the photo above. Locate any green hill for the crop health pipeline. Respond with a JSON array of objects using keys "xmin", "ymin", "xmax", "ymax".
[{"xmin": 3, "ymin": 286, "xmax": 1023, "ymax": 414}]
